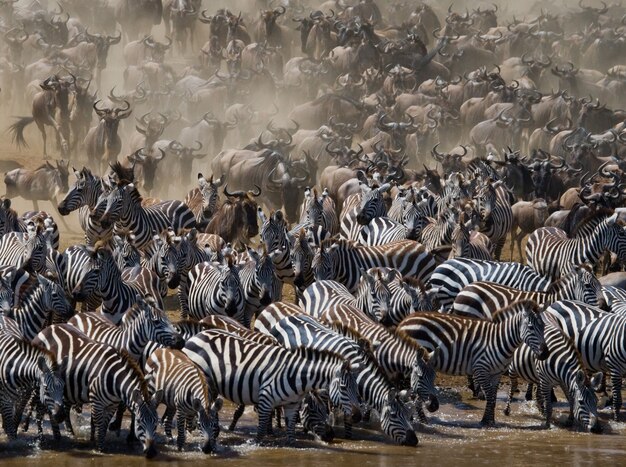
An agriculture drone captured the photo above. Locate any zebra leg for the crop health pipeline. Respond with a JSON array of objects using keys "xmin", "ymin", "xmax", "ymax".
[
  {"xmin": 127, "ymin": 412, "xmax": 138, "ymax": 444},
  {"xmin": 176, "ymin": 410, "xmax": 186, "ymax": 451},
  {"xmin": 108, "ymin": 402, "xmax": 126, "ymax": 436},
  {"xmin": 229, "ymin": 404, "xmax": 245, "ymax": 431},
  {"xmin": 0, "ymin": 397, "xmax": 17, "ymax": 440},
  {"xmin": 503, "ymin": 376, "xmax": 517, "ymax": 417},
  {"xmin": 610, "ymin": 370, "xmax": 623, "ymax": 421},
  {"xmin": 163, "ymin": 406, "xmax": 176, "ymax": 440},
  {"xmin": 255, "ymin": 396, "xmax": 274, "ymax": 444},
  {"xmin": 525, "ymin": 383, "xmax": 534, "ymax": 401},
  {"xmin": 19, "ymin": 390, "xmax": 37, "ymax": 432},
  {"xmin": 414, "ymin": 400, "xmax": 428, "ymax": 424},
  {"xmin": 283, "ymin": 404, "xmax": 299, "ymax": 445},
  {"xmin": 92, "ymin": 403, "xmax": 115, "ymax": 452},
  {"xmin": 476, "ymin": 373, "xmax": 499, "ymax": 427},
  {"xmin": 539, "ymin": 381, "xmax": 553, "ymax": 429},
  {"xmin": 64, "ymin": 406, "xmax": 75, "ymax": 437},
  {"xmin": 275, "ymin": 407, "xmax": 282, "ymax": 429}
]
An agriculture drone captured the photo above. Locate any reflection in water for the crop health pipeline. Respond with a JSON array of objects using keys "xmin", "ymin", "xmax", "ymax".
[{"xmin": 0, "ymin": 387, "xmax": 624, "ymax": 466}]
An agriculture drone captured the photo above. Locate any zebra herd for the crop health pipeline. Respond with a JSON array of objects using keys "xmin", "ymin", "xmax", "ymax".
[{"xmin": 1, "ymin": 155, "xmax": 626, "ymax": 456}]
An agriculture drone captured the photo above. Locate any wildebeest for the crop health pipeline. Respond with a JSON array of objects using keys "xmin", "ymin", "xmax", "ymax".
[
  {"xmin": 84, "ymin": 100, "xmax": 132, "ymax": 174},
  {"xmin": 205, "ymin": 185, "xmax": 261, "ymax": 248}
]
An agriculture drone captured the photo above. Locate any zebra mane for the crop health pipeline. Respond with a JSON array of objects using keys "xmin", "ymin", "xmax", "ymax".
[
  {"xmin": 31, "ymin": 342, "xmax": 59, "ymax": 367},
  {"xmin": 126, "ymin": 184, "xmax": 144, "ymax": 205},
  {"xmin": 117, "ymin": 348, "xmax": 150, "ymax": 400},
  {"xmin": 109, "ymin": 161, "xmax": 135, "ymax": 185},
  {"xmin": 402, "ymin": 277, "xmax": 427, "ymax": 294},
  {"xmin": 546, "ymin": 322, "xmax": 586, "ymax": 371},
  {"xmin": 491, "ymin": 300, "xmax": 541, "ymax": 323}
]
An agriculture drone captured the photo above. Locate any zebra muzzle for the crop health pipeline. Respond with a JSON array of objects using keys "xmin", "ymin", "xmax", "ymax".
[
  {"xmin": 144, "ymin": 439, "xmax": 158, "ymax": 459},
  {"xmin": 537, "ymin": 344, "xmax": 550, "ymax": 361},
  {"xmin": 350, "ymin": 405, "xmax": 362, "ymax": 423},
  {"xmin": 402, "ymin": 429, "xmax": 418, "ymax": 446},
  {"xmin": 426, "ymin": 394, "xmax": 439, "ymax": 413}
]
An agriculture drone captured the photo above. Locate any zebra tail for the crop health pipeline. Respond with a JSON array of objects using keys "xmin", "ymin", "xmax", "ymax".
[{"xmin": 8, "ymin": 117, "xmax": 35, "ymax": 148}]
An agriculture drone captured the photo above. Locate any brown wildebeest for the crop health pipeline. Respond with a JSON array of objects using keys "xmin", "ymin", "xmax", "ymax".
[
  {"xmin": 84, "ymin": 100, "xmax": 132, "ymax": 174},
  {"xmin": 205, "ymin": 185, "xmax": 261, "ymax": 248}
]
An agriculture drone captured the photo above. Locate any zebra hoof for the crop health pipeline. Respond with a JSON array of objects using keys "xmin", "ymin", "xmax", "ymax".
[{"xmin": 503, "ymin": 407, "xmax": 510, "ymax": 417}]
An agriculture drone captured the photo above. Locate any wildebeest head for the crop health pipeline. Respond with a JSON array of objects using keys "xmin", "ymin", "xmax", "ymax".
[{"xmin": 127, "ymin": 148, "xmax": 165, "ymax": 194}]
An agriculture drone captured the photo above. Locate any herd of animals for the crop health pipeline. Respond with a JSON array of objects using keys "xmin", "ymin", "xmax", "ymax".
[{"xmin": 0, "ymin": 0, "xmax": 625, "ymax": 459}]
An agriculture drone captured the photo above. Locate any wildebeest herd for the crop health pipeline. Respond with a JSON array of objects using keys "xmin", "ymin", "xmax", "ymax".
[{"xmin": 0, "ymin": 0, "xmax": 625, "ymax": 459}]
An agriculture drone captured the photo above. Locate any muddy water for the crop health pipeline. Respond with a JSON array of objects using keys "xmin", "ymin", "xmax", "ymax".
[{"xmin": 1, "ymin": 384, "xmax": 624, "ymax": 466}]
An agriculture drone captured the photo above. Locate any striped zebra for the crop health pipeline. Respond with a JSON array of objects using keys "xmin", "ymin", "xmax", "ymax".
[
  {"xmin": 33, "ymin": 324, "xmax": 161, "ymax": 456},
  {"xmin": 473, "ymin": 179, "xmax": 513, "ymax": 260},
  {"xmin": 397, "ymin": 300, "xmax": 549, "ymax": 426},
  {"xmin": 47, "ymin": 244, "xmax": 100, "ymax": 311},
  {"xmin": 258, "ymin": 311, "xmax": 419, "ymax": 445},
  {"xmin": 112, "ymin": 232, "xmax": 142, "ymax": 269},
  {"xmin": 298, "ymin": 187, "xmax": 338, "ymax": 235},
  {"xmin": 526, "ymin": 213, "xmax": 626, "ymax": 279},
  {"xmin": 6, "ymin": 272, "xmax": 74, "ymax": 340},
  {"xmin": 545, "ymin": 300, "xmax": 626, "ymax": 420},
  {"xmin": 384, "ymin": 277, "xmax": 437, "ymax": 327},
  {"xmin": 183, "ymin": 173, "xmax": 222, "ymax": 228},
  {"xmin": 0, "ymin": 198, "xmax": 19, "ymax": 236},
  {"xmin": 67, "ymin": 294, "xmax": 183, "ymax": 360},
  {"xmin": 0, "ymin": 331, "xmax": 66, "ymax": 439},
  {"xmin": 253, "ymin": 301, "xmax": 304, "ymax": 335},
  {"xmin": 258, "ymin": 209, "xmax": 294, "ymax": 284},
  {"xmin": 504, "ymin": 321, "xmax": 603, "ymax": 432},
  {"xmin": 0, "ymin": 220, "xmax": 54, "ymax": 274},
  {"xmin": 183, "ymin": 328, "xmax": 362, "ymax": 443},
  {"xmin": 302, "ymin": 274, "xmax": 395, "ymax": 324},
  {"xmin": 420, "ymin": 208, "xmax": 458, "ymax": 251},
  {"xmin": 340, "ymin": 183, "xmax": 390, "ymax": 240},
  {"xmin": 57, "ymin": 166, "xmax": 111, "ymax": 245},
  {"xmin": 316, "ymin": 302, "xmax": 440, "ymax": 413},
  {"xmin": 96, "ymin": 182, "xmax": 196, "ymax": 251},
  {"xmin": 94, "ymin": 246, "xmax": 164, "ymax": 324},
  {"xmin": 238, "ymin": 248, "xmax": 281, "ymax": 325},
  {"xmin": 289, "ymin": 228, "xmax": 315, "ymax": 290},
  {"xmin": 357, "ymin": 217, "xmax": 410, "ymax": 246},
  {"xmin": 430, "ymin": 258, "xmax": 551, "ymax": 311},
  {"xmin": 145, "ymin": 348, "xmax": 222, "ymax": 453},
  {"xmin": 300, "ymin": 390, "xmax": 334, "ymax": 442},
  {"xmin": 312, "ymin": 239, "xmax": 435, "ymax": 292},
  {"xmin": 452, "ymin": 265, "xmax": 604, "ymax": 320},
  {"xmin": 448, "ymin": 222, "xmax": 492, "ymax": 261},
  {"xmin": 187, "ymin": 256, "xmax": 245, "ymax": 324},
  {"xmin": 601, "ymin": 285, "xmax": 626, "ymax": 314}
]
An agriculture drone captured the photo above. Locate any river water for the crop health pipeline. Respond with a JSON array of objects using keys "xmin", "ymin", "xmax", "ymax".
[{"xmin": 1, "ymin": 384, "xmax": 624, "ymax": 466}]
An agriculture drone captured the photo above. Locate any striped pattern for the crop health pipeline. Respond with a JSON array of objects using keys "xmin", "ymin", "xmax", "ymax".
[
  {"xmin": 340, "ymin": 183, "xmax": 390, "ymax": 240},
  {"xmin": 238, "ymin": 249, "xmax": 281, "ymax": 326},
  {"xmin": 526, "ymin": 213, "xmax": 626, "ymax": 279},
  {"xmin": 183, "ymin": 328, "xmax": 361, "ymax": 443},
  {"xmin": 474, "ymin": 181, "xmax": 513, "ymax": 260},
  {"xmin": 298, "ymin": 188, "xmax": 338, "ymax": 235},
  {"xmin": 397, "ymin": 301, "xmax": 549, "ymax": 426},
  {"xmin": 357, "ymin": 217, "xmax": 409, "ymax": 246}
]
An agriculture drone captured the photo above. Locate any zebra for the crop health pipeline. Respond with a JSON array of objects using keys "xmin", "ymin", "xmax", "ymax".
[
  {"xmin": 67, "ymin": 294, "xmax": 183, "ymax": 360},
  {"xmin": 340, "ymin": 183, "xmax": 391, "ymax": 241},
  {"xmin": 92, "ymin": 245, "xmax": 163, "ymax": 324},
  {"xmin": 289, "ymin": 228, "xmax": 315, "ymax": 290},
  {"xmin": 383, "ymin": 277, "xmax": 437, "ymax": 327},
  {"xmin": 0, "ymin": 219, "xmax": 54, "ymax": 274},
  {"xmin": 47, "ymin": 244, "xmax": 100, "ymax": 311},
  {"xmin": 112, "ymin": 232, "xmax": 142, "ymax": 269},
  {"xmin": 183, "ymin": 173, "xmax": 222, "ymax": 228},
  {"xmin": 57, "ymin": 166, "xmax": 112, "ymax": 245},
  {"xmin": 312, "ymin": 238, "xmax": 436, "ymax": 292},
  {"xmin": 526, "ymin": 212, "xmax": 626, "ymax": 279},
  {"xmin": 397, "ymin": 300, "xmax": 549, "ymax": 426},
  {"xmin": 260, "ymin": 312, "xmax": 419, "ymax": 445},
  {"xmin": 297, "ymin": 187, "xmax": 338, "ymax": 235},
  {"xmin": 95, "ymin": 182, "xmax": 196, "ymax": 251},
  {"xmin": 420, "ymin": 208, "xmax": 459, "ymax": 251},
  {"xmin": 452, "ymin": 264, "xmax": 604, "ymax": 320},
  {"xmin": 357, "ymin": 217, "xmax": 410, "ymax": 246},
  {"xmin": 0, "ymin": 331, "xmax": 67, "ymax": 440},
  {"xmin": 302, "ymin": 274, "xmax": 396, "ymax": 324},
  {"xmin": 6, "ymin": 272, "xmax": 74, "ymax": 341},
  {"xmin": 430, "ymin": 257, "xmax": 551, "ymax": 311},
  {"xmin": 187, "ymin": 255, "xmax": 245, "ymax": 324},
  {"xmin": 33, "ymin": 324, "xmax": 162, "ymax": 457},
  {"xmin": 183, "ymin": 328, "xmax": 362, "ymax": 443},
  {"xmin": 300, "ymin": 390, "xmax": 334, "ymax": 442},
  {"xmin": 316, "ymin": 302, "xmax": 440, "ymax": 414},
  {"xmin": 601, "ymin": 285, "xmax": 626, "ymax": 315},
  {"xmin": 145, "ymin": 348, "xmax": 222, "ymax": 453},
  {"xmin": 19, "ymin": 211, "xmax": 60, "ymax": 250},
  {"xmin": 448, "ymin": 221, "xmax": 492, "ymax": 261},
  {"xmin": 258, "ymin": 209, "xmax": 294, "ymax": 284},
  {"xmin": 545, "ymin": 300, "xmax": 626, "ymax": 420},
  {"xmin": 473, "ymin": 179, "xmax": 513, "ymax": 260},
  {"xmin": 253, "ymin": 301, "xmax": 304, "ymax": 336},
  {"xmin": 504, "ymin": 321, "xmax": 603, "ymax": 433},
  {"xmin": 238, "ymin": 248, "xmax": 281, "ymax": 325}
]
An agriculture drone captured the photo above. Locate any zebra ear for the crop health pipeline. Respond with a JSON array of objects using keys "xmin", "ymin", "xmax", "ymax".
[
  {"xmin": 192, "ymin": 398, "xmax": 203, "ymax": 411},
  {"xmin": 152, "ymin": 389, "xmax": 164, "ymax": 406},
  {"xmin": 37, "ymin": 356, "xmax": 49, "ymax": 372},
  {"xmin": 428, "ymin": 347, "xmax": 441, "ymax": 366},
  {"xmin": 575, "ymin": 369, "xmax": 586, "ymax": 386},
  {"xmin": 131, "ymin": 388, "xmax": 142, "ymax": 404},
  {"xmin": 590, "ymin": 372, "xmax": 603, "ymax": 390},
  {"xmin": 212, "ymin": 397, "xmax": 224, "ymax": 412}
]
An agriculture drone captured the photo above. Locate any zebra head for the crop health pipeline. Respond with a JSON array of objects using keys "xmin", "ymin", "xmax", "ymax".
[
  {"xmin": 260, "ymin": 209, "xmax": 289, "ymax": 251},
  {"xmin": 194, "ymin": 397, "xmax": 223, "ymax": 453},
  {"xmin": 0, "ymin": 276, "xmax": 14, "ymax": 314},
  {"xmin": 152, "ymin": 230, "xmax": 183, "ymax": 289},
  {"xmin": 135, "ymin": 294, "xmax": 184, "ymax": 349},
  {"xmin": 571, "ymin": 264, "xmax": 605, "ymax": 308},
  {"xmin": 302, "ymin": 187, "xmax": 326, "ymax": 228},
  {"xmin": 37, "ymin": 354, "xmax": 67, "ymax": 423},
  {"xmin": 99, "ymin": 183, "xmax": 136, "ymax": 228},
  {"xmin": 131, "ymin": 388, "xmax": 162, "ymax": 459},
  {"xmin": 248, "ymin": 247, "xmax": 278, "ymax": 306},
  {"xmin": 329, "ymin": 360, "xmax": 362, "ymax": 423},
  {"xmin": 401, "ymin": 198, "xmax": 428, "ymax": 241},
  {"xmin": 0, "ymin": 198, "xmax": 17, "ymax": 235},
  {"xmin": 68, "ymin": 246, "xmax": 100, "ymax": 301},
  {"xmin": 198, "ymin": 173, "xmax": 222, "ymax": 222},
  {"xmin": 520, "ymin": 302, "xmax": 549, "ymax": 360},
  {"xmin": 312, "ymin": 241, "xmax": 337, "ymax": 281},
  {"xmin": 58, "ymin": 167, "xmax": 98, "ymax": 215},
  {"xmin": 473, "ymin": 179, "xmax": 497, "ymax": 221},
  {"xmin": 379, "ymin": 390, "xmax": 418, "ymax": 446},
  {"xmin": 300, "ymin": 390, "xmax": 334, "ymax": 442},
  {"xmin": 400, "ymin": 279, "xmax": 436, "ymax": 313},
  {"xmin": 217, "ymin": 256, "xmax": 244, "ymax": 322},
  {"xmin": 571, "ymin": 370, "xmax": 603, "ymax": 434},
  {"xmin": 112, "ymin": 233, "xmax": 141, "ymax": 269},
  {"xmin": 603, "ymin": 213, "xmax": 626, "ymax": 265},
  {"xmin": 356, "ymin": 183, "xmax": 390, "ymax": 225},
  {"xmin": 39, "ymin": 274, "xmax": 74, "ymax": 319},
  {"xmin": 290, "ymin": 229, "xmax": 313, "ymax": 289},
  {"xmin": 410, "ymin": 347, "xmax": 440, "ymax": 413},
  {"xmin": 360, "ymin": 268, "xmax": 396, "ymax": 323}
]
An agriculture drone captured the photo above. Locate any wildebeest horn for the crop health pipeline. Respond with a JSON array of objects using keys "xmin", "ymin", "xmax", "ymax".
[
  {"xmin": 248, "ymin": 185, "xmax": 262, "ymax": 197},
  {"xmin": 223, "ymin": 185, "xmax": 246, "ymax": 198}
]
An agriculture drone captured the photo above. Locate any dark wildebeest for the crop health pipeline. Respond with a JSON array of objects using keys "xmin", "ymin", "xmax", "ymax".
[
  {"xmin": 8, "ymin": 74, "xmax": 75, "ymax": 159},
  {"xmin": 205, "ymin": 185, "xmax": 261, "ymax": 248},
  {"xmin": 84, "ymin": 100, "xmax": 132, "ymax": 174}
]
